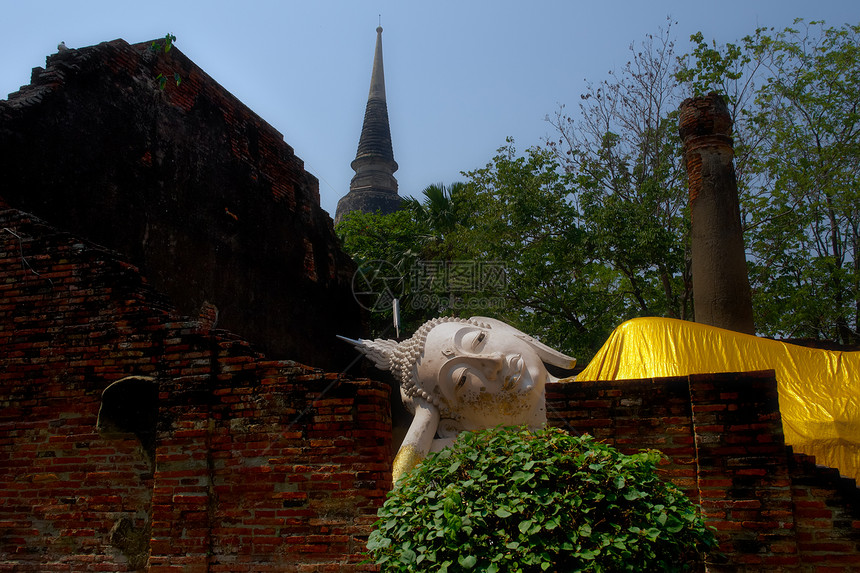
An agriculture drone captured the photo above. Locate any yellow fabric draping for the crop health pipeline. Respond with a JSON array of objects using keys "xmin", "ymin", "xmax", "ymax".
[{"xmin": 575, "ymin": 317, "xmax": 860, "ymax": 482}]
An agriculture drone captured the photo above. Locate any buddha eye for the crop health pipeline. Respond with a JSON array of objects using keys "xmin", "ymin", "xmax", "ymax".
[
  {"xmin": 468, "ymin": 330, "xmax": 486, "ymax": 350},
  {"xmin": 456, "ymin": 371, "xmax": 468, "ymax": 390}
]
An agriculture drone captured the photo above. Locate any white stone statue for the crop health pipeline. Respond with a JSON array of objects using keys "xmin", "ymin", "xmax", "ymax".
[{"xmin": 339, "ymin": 316, "xmax": 576, "ymax": 481}]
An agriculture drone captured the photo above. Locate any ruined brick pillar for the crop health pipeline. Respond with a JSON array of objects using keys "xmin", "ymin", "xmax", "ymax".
[{"xmin": 680, "ymin": 93, "xmax": 755, "ymax": 335}]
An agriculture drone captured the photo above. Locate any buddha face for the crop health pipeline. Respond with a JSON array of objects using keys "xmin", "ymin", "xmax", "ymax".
[{"xmin": 416, "ymin": 321, "xmax": 548, "ymax": 430}]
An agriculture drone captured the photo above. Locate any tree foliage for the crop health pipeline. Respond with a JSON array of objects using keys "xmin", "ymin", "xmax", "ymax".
[
  {"xmin": 336, "ymin": 208, "xmax": 427, "ymax": 337},
  {"xmin": 679, "ymin": 20, "xmax": 860, "ymax": 344},
  {"xmin": 367, "ymin": 427, "xmax": 717, "ymax": 572},
  {"xmin": 453, "ymin": 22, "xmax": 694, "ymax": 358},
  {"xmin": 335, "ymin": 184, "xmax": 474, "ymax": 338},
  {"xmin": 404, "ymin": 182, "xmax": 469, "ymax": 254},
  {"xmin": 456, "ymin": 142, "xmax": 619, "ymax": 355},
  {"xmin": 546, "ymin": 19, "xmax": 692, "ymax": 324}
]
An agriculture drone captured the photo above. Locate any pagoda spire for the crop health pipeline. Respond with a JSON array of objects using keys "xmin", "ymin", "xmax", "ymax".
[{"xmin": 335, "ymin": 26, "xmax": 401, "ymax": 223}]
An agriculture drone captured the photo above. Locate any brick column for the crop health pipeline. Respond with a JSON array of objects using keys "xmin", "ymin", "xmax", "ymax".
[
  {"xmin": 689, "ymin": 371, "xmax": 799, "ymax": 571},
  {"xmin": 680, "ymin": 94, "xmax": 755, "ymax": 335}
]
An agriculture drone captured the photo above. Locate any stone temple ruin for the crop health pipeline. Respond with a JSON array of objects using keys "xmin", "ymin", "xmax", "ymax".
[
  {"xmin": 1, "ymin": 38, "xmax": 859, "ymax": 572},
  {"xmin": 0, "ymin": 36, "xmax": 363, "ymax": 372}
]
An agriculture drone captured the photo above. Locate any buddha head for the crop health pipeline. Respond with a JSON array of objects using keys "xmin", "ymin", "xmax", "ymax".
[{"xmin": 340, "ymin": 316, "xmax": 576, "ymax": 479}]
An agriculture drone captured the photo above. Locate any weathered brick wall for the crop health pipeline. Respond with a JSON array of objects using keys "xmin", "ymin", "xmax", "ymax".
[
  {"xmin": 547, "ymin": 371, "xmax": 860, "ymax": 572},
  {"xmin": 789, "ymin": 453, "xmax": 860, "ymax": 570},
  {"xmin": 688, "ymin": 371, "xmax": 798, "ymax": 570},
  {"xmin": 546, "ymin": 376, "xmax": 699, "ymax": 501},
  {"xmin": 0, "ymin": 38, "xmax": 364, "ymax": 370},
  {"xmin": 0, "ymin": 395, "xmax": 153, "ymax": 570},
  {"xmin": 149, "ymin": 371, "xmax": 390, "ymax": 573},
  {"xmin": 0, "ymin": 207, "xmax": 390, "ymax": 572},
  {"xmin": 2, "ymin": 204, "xmax": 859, "ymax": 572}
]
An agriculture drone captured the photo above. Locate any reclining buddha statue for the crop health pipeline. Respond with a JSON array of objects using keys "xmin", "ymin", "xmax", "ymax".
[
  {"xmin": 343, "ymin": 315, "xmax": 860, "ymax": 484},
  {"xmin": 340, "ymin": 316, "xmax": 576, "ymax": 481}
]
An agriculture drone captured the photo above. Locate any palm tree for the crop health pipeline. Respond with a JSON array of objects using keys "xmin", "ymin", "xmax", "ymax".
[
  {"xmin": 406, "ymin": 182, "xmax": 467, "ymax": 246},
  {"xmin": 405, "ymin": 182, "xmax": 471, "ymax": 313}
]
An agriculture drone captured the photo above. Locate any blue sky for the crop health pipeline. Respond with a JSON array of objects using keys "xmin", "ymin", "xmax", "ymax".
[{"xmin": 2, "ymin": 1, "xmax": 858, "ymax": 218}]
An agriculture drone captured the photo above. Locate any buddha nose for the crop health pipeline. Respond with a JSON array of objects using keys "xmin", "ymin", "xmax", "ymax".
[{"xmin": 480, "ymin": 353, "xmax": 505, "ymax": 380}]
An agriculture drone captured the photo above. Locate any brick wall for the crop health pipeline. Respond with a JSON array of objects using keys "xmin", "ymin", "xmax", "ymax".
[
  {"xmin": 0, "ymin": 207, "xmax": 390, "ymax": 572},
  {"xmin": 0, "ymin": 38, "xmax": 364, "ymax": 370},
  {"xmin": 547, "ymin": 371, "xmax": 860, "ymax": 572},
  {"xmin": 2, "ymin": 204, "xmax": 860, "ymax": 571},
  {"xmin": 546, "ymin": 376, "xmax": 699, "ymax": 501}
]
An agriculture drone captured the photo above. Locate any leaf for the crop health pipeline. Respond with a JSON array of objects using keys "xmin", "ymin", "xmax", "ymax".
[
  {"xmin": 518, "ymin": 519, "xmax": 534, "ymax": 534},
  {"xmin": 458, "ymin": 554, "xmax": 477, "ymax": 569},
  {"xmin": 366, "ymin": 530, "xmax": 390, "ymax": 551},
  {"xmin": 495, "ymin": 507, "xmax": 513, "ymax": 518},
  {"xmin": 399, "ymin": 547, "xmax": 416, "ymax": 563},
  {"xmin": 666, "ymin": 515, "xmax": 685, "ymax": 533},
  {"xmin": 512, "ymin": 470, "xmax": 535, "ymax": 483}
]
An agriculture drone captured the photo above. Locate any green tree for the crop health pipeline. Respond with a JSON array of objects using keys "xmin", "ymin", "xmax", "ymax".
[
  {"xmin": 336, "ymin": 183, "xmax": 471, "ymax": 338},
  {"xmin": 749, "ymin": 21, "xmax": 860, "ymax": 344},
  {"xmin": 336, "ymin": 208, "xmax": 426, "ymax": 336},
  {"xmin": 406, "ymin": 183, "xmax": 467, "ymax": 244},
  {"xmin": 337, "ymin": 208, "xmax": 423, "ymax": 266},
  {"xmin": 459, "ymin": 142, "xmax": 617, "ymax": 357},
  {"xmin": 403, "ymin": 181, "xmax": 471, "ymax": 265},
  {"xmin": 368, "ymin": 426, "xmax": 717, "ymax": 572},
  {"xmin": 546, "ymin": 20, "xmax": 693, "ymax": 323},
  {"xmin": 679, "ymin": 20, "xmax": 860, "ymax": 344}
]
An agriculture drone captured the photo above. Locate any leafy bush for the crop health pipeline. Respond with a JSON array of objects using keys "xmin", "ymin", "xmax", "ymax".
[{"xmin": 368, "ymin": 427, "xmax": 716, "ymax": 572}]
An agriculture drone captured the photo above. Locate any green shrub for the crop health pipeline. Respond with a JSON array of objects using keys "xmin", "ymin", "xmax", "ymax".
[{"xmin": 368, "ymin": 426, "xmax": 716, "ymax": 572}]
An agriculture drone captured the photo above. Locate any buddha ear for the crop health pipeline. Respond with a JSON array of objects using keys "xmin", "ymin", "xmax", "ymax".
[
  {"xmin": 469, "ymin": 316, "xmax": 576, "ymax": 370},
  {"xmin": 337, "ymin": 335, "xmax": 399, "ymax": 372}
]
